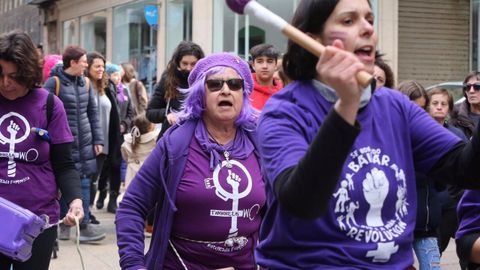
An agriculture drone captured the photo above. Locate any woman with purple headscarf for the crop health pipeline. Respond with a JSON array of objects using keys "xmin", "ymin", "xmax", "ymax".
[{"xmin": 116, "ymin": 53, "xmax": 265, "ymax": 270}]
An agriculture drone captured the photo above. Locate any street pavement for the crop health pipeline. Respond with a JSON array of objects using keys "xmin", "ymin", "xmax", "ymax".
[
  {"xmin": 49, "ymin": 207, "xmax": 125, "ymax": 270},
  {"xmin": 50, "ymin": 207, "xmax": 462, "ymax": 270}
]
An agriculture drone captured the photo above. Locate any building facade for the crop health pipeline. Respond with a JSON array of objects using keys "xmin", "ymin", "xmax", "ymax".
[
  {"xmin": 14, "ymin": 0, "xmax": 480, "ymax": 92},
  {"xmin": 0, "ymin": 0, "xmax": 43, "ymax": 45}
]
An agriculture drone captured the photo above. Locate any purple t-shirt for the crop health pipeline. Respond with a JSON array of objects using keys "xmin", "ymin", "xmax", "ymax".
[
  {"xmin": 0, "ymin": 89, "xmax": 73, "ymax": 224},
  {"xmin": 164, "ymin": 135, "xmax": 265, "ymax": 270},
  {"xmin": 256, "ymin": 82, "xmax": 460, "ymax": 269},
  {"xmin": 456, "ymin": 190, "xmax": 480, "ymax": 239}
]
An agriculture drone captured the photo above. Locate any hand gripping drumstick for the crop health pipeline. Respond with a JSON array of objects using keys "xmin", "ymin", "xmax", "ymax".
[{"xmin": 226, "ymin": 0, "xmax": 373, "ymax": 88}]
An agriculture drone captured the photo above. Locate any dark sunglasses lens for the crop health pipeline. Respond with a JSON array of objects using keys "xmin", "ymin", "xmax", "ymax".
[
  {"xmin": 226, "ymin": 79, "xmax": 243, "ymax": 90},
  {"xmin": 463, "ymin": 83, "xmax": 480, "ymax": 92},
  {"xmin": 206, "ymin": 80, "xmax": 223, "ymax": 91}
]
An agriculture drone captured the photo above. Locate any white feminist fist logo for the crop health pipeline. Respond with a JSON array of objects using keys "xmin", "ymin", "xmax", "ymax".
[
  {"xmin": 362, "ymin": 167, "xmax": 389, "ymax": 227},
  {"xmin": 361, "ymin": 167, "xmax": 398, "ymax": 262},
  {"xmin": 0, "ymin": 113, "xmax": 32, "ymax": 177},
  {"xmin": 211, "ymin": 159, "xmax": 252, "ymax": 247}
]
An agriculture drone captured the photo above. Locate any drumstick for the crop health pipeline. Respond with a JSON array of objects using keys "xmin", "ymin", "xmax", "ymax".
[{"xmin": 226, "ymin": 0, "xmax": 373, "ymax": 88}]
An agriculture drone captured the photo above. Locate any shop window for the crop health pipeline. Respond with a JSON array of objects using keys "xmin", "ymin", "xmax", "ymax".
[
  {"xmin": 473, "ymin": 0, "xmax": 480, "ymax": 70},
  {"xmin": 63, "ymin": 19, "xmax": 78, "ymax": 47},
  {"xmin": 370, "ymin": 0, "xmax": 379, "ymax": 32},
  {"xmin": 213, "ymin": 0, "xmax": 298, "ymax": 59},
  {"xmin": 165, "ymin": 0, "xmax": 193, "ymax": 63},
  {"xmin": 80, "ymin": 11, "xmax": 106, "ymax": 57},
  {"xmin": 212, "ymin": 0, "xmax": 379, "ymax": 59},
  {"xmin": 113, "ymin": 1, "xmax": 158, "ymax": 95},
  {"xmin": 238, "ymin": 26, "xmax": 265, "ymax": 58}
]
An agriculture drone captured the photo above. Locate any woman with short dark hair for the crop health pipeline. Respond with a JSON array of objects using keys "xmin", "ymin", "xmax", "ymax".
[
  {"xmin": 374, "ymin": 52, "xmax": 395, "ymax": 89},
  {"xmin": 0, "ymin": 30, "xmax": 83, "ymax": 270},
  {"xmin": 44, "ymin": 45, "xmax": 105, "ymax": 242}
]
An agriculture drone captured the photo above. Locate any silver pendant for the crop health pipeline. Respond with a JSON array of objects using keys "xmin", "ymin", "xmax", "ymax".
[{"xmin": 224, "ymin": 150, "xmax": 232, "ymax": 168}]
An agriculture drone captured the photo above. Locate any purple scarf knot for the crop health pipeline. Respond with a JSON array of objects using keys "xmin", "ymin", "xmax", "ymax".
[{"xmin": 195, "ymin": 120, "xmax": 254, "ymax": 170}]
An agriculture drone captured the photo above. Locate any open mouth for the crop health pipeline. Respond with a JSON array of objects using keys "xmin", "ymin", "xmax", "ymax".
[
  {"xmin": 354, "ymin": 46, "xmax": 374, "ymax": 58},
  {"xmin": 218, "ymin": 100, "xmax": 233, "ymax": 107}
]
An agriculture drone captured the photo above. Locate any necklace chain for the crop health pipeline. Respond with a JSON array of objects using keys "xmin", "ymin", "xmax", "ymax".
[
  {"xmin": 206, "ymin": 128, "xmax": 232, "ymax": 147},
  {"xmin": 206, "ymin": 128, "xmax": 234, "ymax": 168}
]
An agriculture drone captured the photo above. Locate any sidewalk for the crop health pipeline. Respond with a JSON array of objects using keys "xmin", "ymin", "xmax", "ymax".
[
  {"xmin": 49, "ymin": 207, "xmax": 462, "ymax": 270},
  {"xmin": 49, "ymin": 207, "xmax": 126, "ymax": 270}
]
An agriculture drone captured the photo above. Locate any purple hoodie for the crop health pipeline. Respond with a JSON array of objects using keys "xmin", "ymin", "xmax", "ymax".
[{"xmin": 115, "ymin": 119, "xmax": 261, "ymax": 270}]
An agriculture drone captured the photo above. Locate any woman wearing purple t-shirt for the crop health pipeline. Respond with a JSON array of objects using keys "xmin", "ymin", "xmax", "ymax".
[
  {"xmin": 116, "ymin": 53, "xmax": 265, "ymax": 270},
  {"xmin": 255, "ymin": 0, "xmax": 480, "ymax": 269},
  {"xmin": 0, "ymin": 30, "xmax": 83, "ymax": 270}
]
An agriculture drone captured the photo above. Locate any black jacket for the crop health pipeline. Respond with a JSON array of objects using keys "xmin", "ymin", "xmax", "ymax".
[
  {"xmin": 414, "ymin": 172, "xmax": 442, "ymax": 238},
  {"xmin": 44, "ymin": 65, "xmax": 103, "ymax": 177},
  {"xmin": 104, "ymin": 80, "xmax": 123, "ymax": 166},
  {"xmin": 146, "ymin": 72, "xmax": 187, "ymax": 138},
  {"xmin": 117, "ymin": 84, "xmax": 134, "ymax": 134}
]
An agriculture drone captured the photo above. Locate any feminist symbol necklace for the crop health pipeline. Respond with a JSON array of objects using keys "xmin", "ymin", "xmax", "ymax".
[{"xmin": 223, "ymin": 150, "xmax": 232, "ymax": 168}]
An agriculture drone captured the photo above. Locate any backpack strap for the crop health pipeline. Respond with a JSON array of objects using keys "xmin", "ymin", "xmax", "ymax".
[
  {"xmin": 46, "ymin": 91, "xmax": 54, "ymax": 127},
  {"xmin": 85, "ymin": 77, "xmax": 90, "ymax": 92},
  {"xmin": 53, "ymin": 76, "xmax": 60, "ymax": 96}
]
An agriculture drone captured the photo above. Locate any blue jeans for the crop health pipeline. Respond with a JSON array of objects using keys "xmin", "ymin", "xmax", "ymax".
[
  {"xmin": 60, "ymin": 177, "xmax": 90, "ymax": 225},
  {"xmin": 120, "ymin": 159, "xmax": 127, "ymax": 183},
  {"xmin": 413, "ymin": 237, "xmax": 441, "ymax": 270}
]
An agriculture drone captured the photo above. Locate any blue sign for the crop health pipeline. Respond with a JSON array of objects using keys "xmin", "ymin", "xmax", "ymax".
[{"xmin": 144, "ymin": 5, "xmax": 158, "ymax": 26}]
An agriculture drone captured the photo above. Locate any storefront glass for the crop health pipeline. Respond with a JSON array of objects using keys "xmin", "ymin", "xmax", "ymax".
[
  {"xmin": 165, "ymin": 0, "xmax": 193, "ymax": 63},
  {"xmin": 113, "ymin": 1, "xmax": 158, "ymax": 95},
  {"xmin": 473, "ymin": 0, "xmax": 479, "ymax": 70},
  {"xmin": 63, "ymin": 18, "xmax": 78, "ymax": 47},
  {"xmin": 213, "ymin": 0, "xmax": 379, "ymax": 60},
  {"xmin": 80, "ymin": 11, "xmax": 107, "ymax": 57},
  {"xmin": 213, "ymin": 0, "xmax": 298, "ymax": 59}
]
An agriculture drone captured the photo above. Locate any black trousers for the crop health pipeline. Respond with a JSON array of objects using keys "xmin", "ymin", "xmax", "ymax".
[
  {"xmin": 0, "ymin": 226, "xmax": 57, "ymax": 270},
  {"xmin": 437, "ymin": 207, "xmax": 458, "ymax": 253},
  {"xmin": 97, "ymin": 153, "xmax": 121, "ymax": 194},
  {"xmin": 457, "ymin": 232, "xmax": 480, "ymax": 270}
]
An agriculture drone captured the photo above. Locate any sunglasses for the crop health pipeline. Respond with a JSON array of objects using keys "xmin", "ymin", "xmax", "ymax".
[
  {"xmin": 205, "ymin": 79, "xmax": 244, "ymax": 92},
  {"xmin": 463, "ymin": 83, "xmax": 480, "ymax": 92}
]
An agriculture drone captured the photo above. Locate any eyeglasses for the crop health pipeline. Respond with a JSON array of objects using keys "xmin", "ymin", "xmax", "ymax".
[
  {"xmin": 205, "ymin": 79, "xmax": 244, "ymax": 92},
  {"xmin": 463, "ymin": 83, "xmax": 480, "ymax": 92}
]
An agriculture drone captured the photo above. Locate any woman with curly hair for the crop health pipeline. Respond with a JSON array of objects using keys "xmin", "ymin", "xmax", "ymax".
[{"xmin": 86, "ymin": 52, "xmax": 122, "ymax": 214}]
